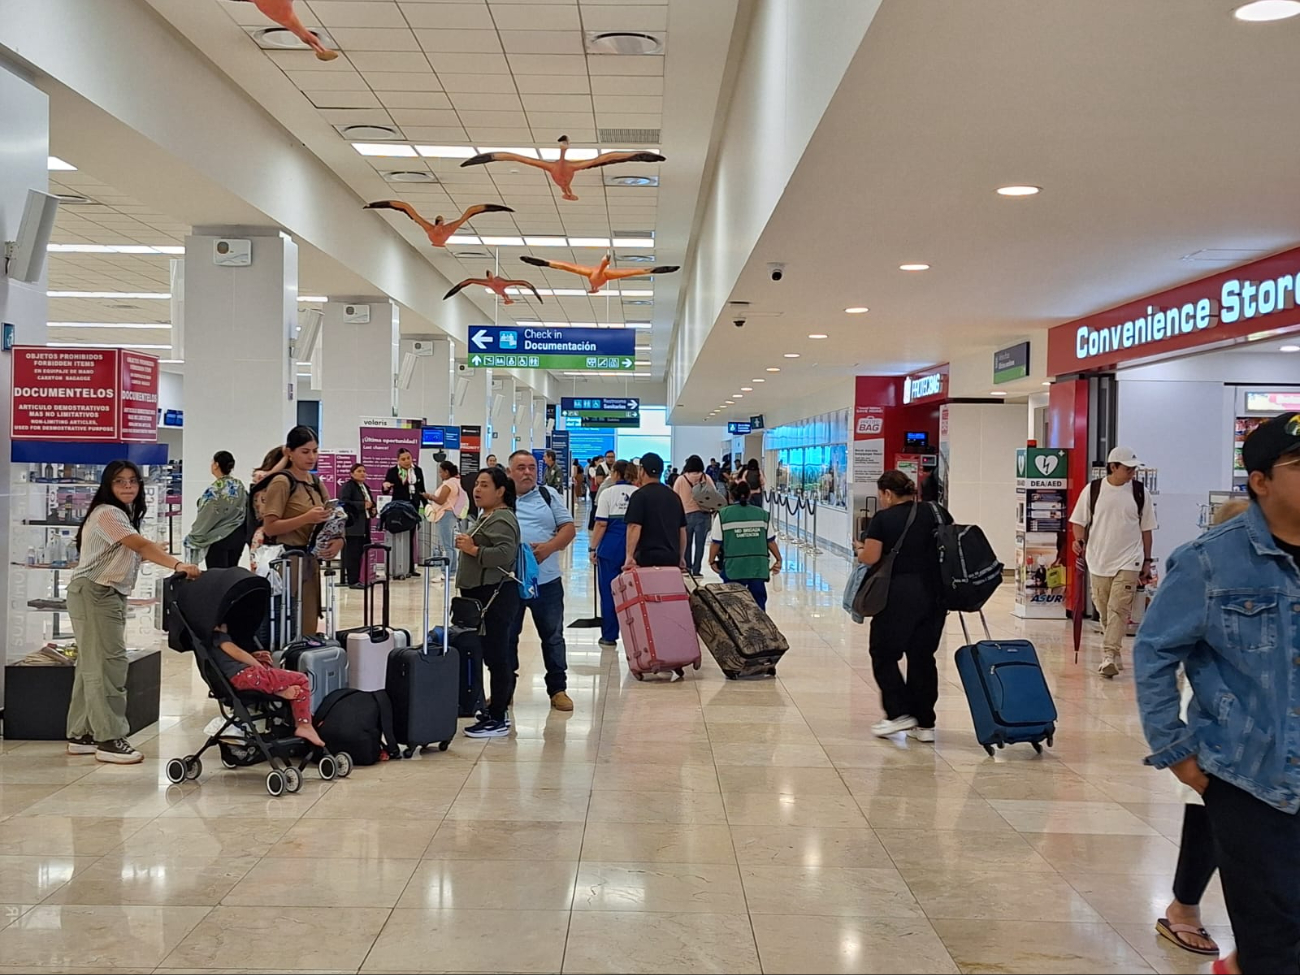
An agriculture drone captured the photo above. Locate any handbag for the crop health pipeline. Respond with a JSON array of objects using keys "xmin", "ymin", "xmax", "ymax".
[
  {"xmin": 852, "ymin": 501, "xmax": 918, "ymax": 618},
  {"xmin": 842, "ymin": 562, "xmax": 869, "ymax": 623}
]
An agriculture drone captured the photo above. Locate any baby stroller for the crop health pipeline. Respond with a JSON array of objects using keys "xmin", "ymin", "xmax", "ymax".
[{"xmin": 166, "ymin": 567, "xmax": 352, "ymax": 795}]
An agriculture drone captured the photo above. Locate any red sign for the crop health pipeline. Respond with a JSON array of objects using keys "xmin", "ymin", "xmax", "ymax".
[
  {"xmin": 901, "ymin": 363, "xmax": 949, "ymax": 404},
  {"xmin": 10, "ymin": 347, "xmax": 159, "ymax": 443},
  {"xmin": 1047, "ymin": 245, "xmax": 1300, "ymax": 376}
]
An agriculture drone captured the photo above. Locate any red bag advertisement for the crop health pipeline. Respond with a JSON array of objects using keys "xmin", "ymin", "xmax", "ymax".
[{"xmin": 10, "ymin": 347, "xmax": 159, "ymax": 443}]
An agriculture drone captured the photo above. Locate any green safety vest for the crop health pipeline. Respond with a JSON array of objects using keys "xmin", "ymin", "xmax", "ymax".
[{"xmin": 718, "ymin": 503, "xmax": 771, "ymax": 581}]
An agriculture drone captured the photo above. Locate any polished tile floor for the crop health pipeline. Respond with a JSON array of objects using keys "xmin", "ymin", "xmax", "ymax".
[{"xmin": 0, "ymin": 521, "xmax": 1223, "ymax": 974}]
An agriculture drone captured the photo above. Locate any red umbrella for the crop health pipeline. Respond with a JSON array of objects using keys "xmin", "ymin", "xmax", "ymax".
[{"xmin": 1072, "ymin": 549, "xmax": 1088, "ymax": 663}]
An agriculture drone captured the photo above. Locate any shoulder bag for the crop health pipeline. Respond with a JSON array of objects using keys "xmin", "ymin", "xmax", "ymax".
[{"xmin": 852, "ymin": 501, "xmax": 918, "ymax": 618}]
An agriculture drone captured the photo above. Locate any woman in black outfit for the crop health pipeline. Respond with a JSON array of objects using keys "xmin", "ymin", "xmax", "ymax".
[
  {"xmin": 855, "ymin": 470, "xmax": 952, "ymax": 742},
  {"xmin": 337, "ymin": 463, "xmax": 375, "ymax": 588}
]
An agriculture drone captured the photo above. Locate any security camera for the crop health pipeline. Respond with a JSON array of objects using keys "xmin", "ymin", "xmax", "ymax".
[
  {"xmin": 733, "ymin": 318, "xmax": 746, "ymax": 328},
  {"xmin": 768, "ymin": 262, "xmax": 785, "ymax": 282}
]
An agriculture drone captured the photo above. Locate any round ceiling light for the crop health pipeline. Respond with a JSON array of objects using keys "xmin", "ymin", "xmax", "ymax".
[
  {"xmin": 899, "ymin": 263, "xmax": 931, "ymax": 271},
  {"xmin": 1234, "ymin": 0, "xmax": 1300, "ymax": 21},
  {"xmin": 783, "ymin": 353, "xmax": 800, "ymax": 358},
  {"xmin": 808, "ymin": 333, "xmax": 828, "ymax": 339},
  {"xmin": 844, "ymin": 306, "xmax": 869, "ymax": 314},
  {"xmin": 586, "ymin": 30, "xmax": 665, "ymax": 55},
  {"xmin": 384, "ymin": 171, "xmax": 438, "ymax": 183},
  {"xmin": 607, "ymin": 175, "xmax": 659, "ymax": 187},
  {"xmin": 1281, "ymin": 344, "xmax": 1300, "ymax": 352},
  {"xmin": 996, "ymin": 185, "xmax": 1041, "ymax": 197},
  {"xmin": 740, "ymin": 387, "xmax": 753, "ymax": 391},
  {"xmin": 255, "ymin": 26, "xmax": 331, "ymax": 49},
  {"xmin": 340, "ymin": 124, "xmax": 403, "ymax": 141}
]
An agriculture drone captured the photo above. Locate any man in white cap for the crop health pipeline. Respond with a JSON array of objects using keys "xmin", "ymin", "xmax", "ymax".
[{"xmin": 1069, "ymin": 446, "xmax": 1157, "ymax": 677}]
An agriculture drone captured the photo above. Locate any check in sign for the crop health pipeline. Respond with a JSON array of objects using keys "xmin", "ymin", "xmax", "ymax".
[{"xmin": 465, "ymin": 326, "xmax": 634, "ymax": 371}]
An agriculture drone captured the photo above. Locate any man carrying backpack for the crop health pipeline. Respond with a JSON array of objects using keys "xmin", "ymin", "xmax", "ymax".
[
  {"xmin": 506, "ymin": 450, "xmax": 577, "ymax": 712},
  {"xmin": 1069, "ymin": 446, "xmax": 1157, "ymax": 678}
]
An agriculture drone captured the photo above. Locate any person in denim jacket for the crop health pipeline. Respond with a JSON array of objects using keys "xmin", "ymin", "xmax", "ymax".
[{"xmin": 1135, "ymin": 412, "xmax": 1300, "ymax": 975}]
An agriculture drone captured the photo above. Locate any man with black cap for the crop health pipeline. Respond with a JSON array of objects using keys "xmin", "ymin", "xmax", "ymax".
[
  {"xmin": 1135, "ymin": 412, "xmax": 1300, "ymax": 975},
  {"xmin": 622, "ymin": 452, "xmax": 687, "ymax": 571}
]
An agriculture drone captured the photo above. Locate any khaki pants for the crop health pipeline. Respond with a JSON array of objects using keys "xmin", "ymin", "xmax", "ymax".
[
  {"xmin": 65, "ymin": 577, "xmax": 130, "ymax": 741},
  {"xmin": 1091, "ymin": 569, "xmax": 1139, "ymax": 659}
]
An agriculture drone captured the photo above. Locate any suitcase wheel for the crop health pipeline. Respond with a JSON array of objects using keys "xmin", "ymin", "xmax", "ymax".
[
  {"xmin": 725, "ymin": 673, "xmax": 739, "ymax": 681},
  {"xmin": 693, "ymin": 660, "xmax": 701, "ymax": 670},
  {"xmin": 633, "ymin": 672, "xmax": 645, "ymax": 681},
  {"xmin": 983, "ymin": 745, "xmax": 995, "ymax": 757},
  {"xmin": 438, "ymin": 740, "xmax": 451, "ymax": 752},
  {"xmin": 1032, "ymin": 742, "xmax": 1044, "ymax": 755}
]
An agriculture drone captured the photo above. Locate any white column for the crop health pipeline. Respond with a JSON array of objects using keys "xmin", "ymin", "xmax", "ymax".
[
  {"xmin": 398, "ymin": 335, "xmax": 453, "ymax": 425},
  {"xmin": 514, "ymin": 387, "xmax": 531, "ymax": 453},
  {"xmin": 533, "ymin": 395, "xmax": 549, "ymax": 450},
  {"xmin": 182, "ymin": 229, "xmax": 297, "ymax": 539},
  {"xmin": 458, "ymin": 362, "xmax": 491, "ymax": 471},
  {"xmin": 319, "ymin": 297, "xmax": 399, "ymax": 454},
  {"xmin": 489, "ymin": 375, "xmax": 515, "ymax": 465}
]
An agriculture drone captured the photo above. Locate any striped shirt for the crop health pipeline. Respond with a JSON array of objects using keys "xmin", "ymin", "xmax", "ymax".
[{"xmin": 71, "ymin": 505, "xmax": 142, "ymax": 595}]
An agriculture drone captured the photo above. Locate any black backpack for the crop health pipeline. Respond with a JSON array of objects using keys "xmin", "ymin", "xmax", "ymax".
[
  {"xmin": 379, "ymin": 500, "xmax": 420, "ymax": 534},
  {"xmin": 930, "ymin": 503, "xmax": 1004, "ymax": 612},
  {"xmin": 312, "ymin": 688, "xmax": 399, "ymax": 765},
  {"xmin": 247, "ymin": 470, "xmax": 325, "ymax": 544}
]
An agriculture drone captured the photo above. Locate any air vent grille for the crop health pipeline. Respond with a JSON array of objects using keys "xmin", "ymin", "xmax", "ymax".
[{"xmin": 598, "ymin": 127, "xmax": 661, "ymax": 145}]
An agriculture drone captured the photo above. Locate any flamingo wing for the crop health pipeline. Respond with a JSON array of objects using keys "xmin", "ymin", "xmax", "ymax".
[
  {"xmin": 572, "ymin": 150, "xmax": 667, "ymax": 171},
  {"xmin": 364, "ymin": 200, "xmax": 436, "ymax": 233},
  {"xmin": 505, "ymin": 279, "xmax": 544, "ymax": 302},
  {"xmin": 460, "ymin": 203, "xmax": 515, "ymax": 220},
  {"xmin": 603, "ymin": 265, "xmax": 680, "ymax": 281},
  {"xmin": 461, "ymin": 152, "xmax": 552, "ymax": 170},
  {"xmin": 520, "ymin": 255, "xmax": 591, "ymax": 276},
  {"xmin": 443, "ymin": 277, "xmax": 489, "ymax": 300}
]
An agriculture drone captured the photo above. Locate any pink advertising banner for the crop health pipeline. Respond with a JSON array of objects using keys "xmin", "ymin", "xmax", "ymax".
[{"xmin": 360, "ymin": 427, "xmax": 422, "ymax": 577}]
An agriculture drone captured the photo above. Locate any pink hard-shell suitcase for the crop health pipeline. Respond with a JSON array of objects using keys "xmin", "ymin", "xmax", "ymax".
[{"xmin": 613, "ymin": 567, "xmax": 702, "ymax": 680}]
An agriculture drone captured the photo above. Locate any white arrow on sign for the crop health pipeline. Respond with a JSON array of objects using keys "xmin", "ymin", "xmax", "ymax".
[
  {"xmin": 470, "ymin": 354, "xmax": 482, "ymax": 366},
  {"xmin": 621, "ymin": 358, "xmax": 632, "ymax": 369},
  {"xmin": 470, "ymin": 329, "xmax": 492, "ymax": 351}
]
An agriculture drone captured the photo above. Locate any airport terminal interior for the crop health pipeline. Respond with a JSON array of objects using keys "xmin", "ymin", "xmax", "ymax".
[{"xmin": 3, "ymin": 1, "xmax": 1300, "ymax": 973}]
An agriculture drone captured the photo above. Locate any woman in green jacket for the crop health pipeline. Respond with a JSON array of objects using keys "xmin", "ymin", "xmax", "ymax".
[
  {"xmin": 184, "ymin": 451, "xmax": 249, "ymax": 568},
  {"xmin": 454, "ymin": 466, "xmax": 521, "ymax": 738}
]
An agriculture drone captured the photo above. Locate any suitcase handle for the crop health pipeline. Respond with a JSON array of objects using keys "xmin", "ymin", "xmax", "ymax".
[
  {"xmin": 957, "ymin": 610, "xmax": 992, "ymax": 646},
  {"xmin": 270, "ymin": 550, "xmax": 308, "ymax": 650},
  {"xmin": 360, "ymin": 542, "xmax": 392, "ymax": 628},
  {"xmin": 421, "ymin": 555, "xmax": 452, "ymax": 657}
]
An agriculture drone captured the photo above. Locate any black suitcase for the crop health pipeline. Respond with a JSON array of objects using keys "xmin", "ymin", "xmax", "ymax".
[
  {"xmin": 432, "ymin": 625, "xmax": 484, "ymax": 717},
  {"xmin": 385, "ymin": 556, "xmax": 459, "ymax": 756}
]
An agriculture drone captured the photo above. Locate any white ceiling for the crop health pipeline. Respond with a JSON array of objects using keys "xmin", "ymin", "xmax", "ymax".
[{"xmin": 674, "ymin": 0, "xmax": 1300, "ymax": 423}]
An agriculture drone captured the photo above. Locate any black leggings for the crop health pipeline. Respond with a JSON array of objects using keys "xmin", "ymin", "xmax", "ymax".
[
  {"xmin": 1172, "ymin": 803, "xmax": 1217, "ymax": 906},
  {"xmin": 205, "ymin": 529, "xmax": 246, "ymax": 568},
  {"xmin": 342, "ymin": 534, "xmax": 367, "ymax": 585},
  {"xmin": 462, "ymin": 581, "xmax": 521, "ymax": 722},
  {"xmin": 867, "ymin": 574, "xmax": 945, "ymax": 728}
]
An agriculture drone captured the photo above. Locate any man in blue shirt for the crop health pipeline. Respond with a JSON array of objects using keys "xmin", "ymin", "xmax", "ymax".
[
  {"xmin": 1136, "ymin": 412, "xmax": 1300, "ymax": 974},
  {"xmin": 506, "ymin": 450, "xmax": 577, "ymax": 712}
]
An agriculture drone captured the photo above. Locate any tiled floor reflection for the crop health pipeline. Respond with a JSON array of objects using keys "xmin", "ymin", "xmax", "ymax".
[{"xmin": 0, "ymin": 518, "xmax": 1225, "ymax": 973}]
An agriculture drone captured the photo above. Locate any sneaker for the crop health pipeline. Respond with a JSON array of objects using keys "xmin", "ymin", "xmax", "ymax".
[
  {"xmin": 66, "ymin": 734, "xmax": 96, "ymax": 755},
  {"xmin": 95, "ymin": 738, "xmax": 144, "ymax": 764},
  {"xmin": 464, "ymin": 717, "xmax": 510, "ymax": 738},
  {"xmin": 1098, "ymin": 656, "xmax": 1119, "ymax": 678},
  {"xmin": 598, "ymin": 639, "xmax": 618, "ymax": 649},
  {"xmin": 871, "ymin": 715, "xmax": 919, "ymax": 738},
  {"xmin": 550, "ymin": 691, "xmax": 575, "ymax": 712},
  {"xmin": 907, "ymin": 727, "xmax": 936, "ymax": 743},
  {"xmin": 474, "ymin": 705, "xmax": 510, "ymax": 727}
]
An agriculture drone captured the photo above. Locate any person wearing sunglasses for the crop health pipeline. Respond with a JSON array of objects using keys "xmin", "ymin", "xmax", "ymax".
[
  {"xmin": 1136, "ymin": 412, "xmax": 1300, "ymax": 975},
  {"xmin": 66, "ymin": 461, "xmax": 200, "ymax": 765}
]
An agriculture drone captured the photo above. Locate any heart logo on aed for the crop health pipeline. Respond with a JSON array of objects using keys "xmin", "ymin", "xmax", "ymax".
[
  {"xmin": 857, "ymin": 417, "xmax": 883, "ymax": 434},
  {"xmin": 1034, "ymin": 454, "xmax": 1060, "ymax": 477}
]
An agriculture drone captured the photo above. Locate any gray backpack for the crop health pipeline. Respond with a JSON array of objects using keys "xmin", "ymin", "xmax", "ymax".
[{"xmin": 691, "ymin": 476, "xmax": 726, "ymax": 513}]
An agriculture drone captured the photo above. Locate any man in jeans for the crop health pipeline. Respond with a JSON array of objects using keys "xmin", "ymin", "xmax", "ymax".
[
  {"xmin": 506, "ymin": 450, "xmax": 577, "ymax": 712},
  {"xmin": 1135, "ymin": 412, "xmax": 1300, "ymax": 975},
  {"xmin": 1069, "ymin": 446, "xmax": 1157, "ymax": 677}
]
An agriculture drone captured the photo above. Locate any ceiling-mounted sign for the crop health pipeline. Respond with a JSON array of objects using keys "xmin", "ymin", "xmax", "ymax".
[
  {"xmin": 993, "ymin": 342, "xmax": 1030, "ymax": 384},
  {"xmin": 561, "ymin": 396, "xmax": 641, "ymax": 427},
  {"xmin": 749, "ymin": 414, "xmax": 765, "ymax": 429},
  {"xmin": 727, "ymin": 421, "xmax": 752, "ymax": 435},
  {"xmin": 465, "ymin": 326, "xmax": 634, "ymax": 371},
  {"xmin": 901, "ymin": 364, "xmax": 949, "ymax": 404},
  {"xmin": 10, "ymin": 347, "xmax": 159, "ymax": 444}
]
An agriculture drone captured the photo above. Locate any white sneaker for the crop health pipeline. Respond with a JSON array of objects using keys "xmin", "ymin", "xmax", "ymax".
[
  {"xmin": 907, "ymin": 727, "xmax": 935, "ymax": 743},
  {"xmin": 871, "ymin": 715, "xmax": 918, "ymax": 737},
  {"xmin": 1098, "ymin": 656, "xmax": 1119, "ymax": 678}
]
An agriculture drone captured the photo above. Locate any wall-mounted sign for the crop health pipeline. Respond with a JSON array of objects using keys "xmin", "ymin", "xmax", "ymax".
[
  {"xmin": 163, "ymin": 409, "xmax": 184, "ymax": 427},
  {"xmin": 993, "ymin": 342, "xmax": 1030, "ymax": 384},
  {"xmin": 10, "ymin": 347, "xmax": 159, "ymax": 444},
  {"xmin": 561, "ymin": 396, "xmax": 640, "ymax": 427},
  {"xmin": 465, "ymin": 326, "xmax": 634, "ymax": 371},
  {"xmin": 1244, "ymin": 390, "xmax": 1300, "ymax": 413},
  {"xmin": 901, "ymin": 364, "xmax": 949, "ymax": 404},
  {"xmin": 727, "ymin": 421, "xmax": 752, "ymax": 435}
]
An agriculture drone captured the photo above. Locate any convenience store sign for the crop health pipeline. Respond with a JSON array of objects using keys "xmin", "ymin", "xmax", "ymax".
[{"xmin": 10, "ymin": 346, "xmax": 159, "ymax": 443}]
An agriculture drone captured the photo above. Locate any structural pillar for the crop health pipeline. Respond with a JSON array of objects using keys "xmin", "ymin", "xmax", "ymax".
[
  {"xmin": 490, "ymin": 374, "xmax": 515, "ymax": 465},
  {"xmin": 182, "ymin": 228, "xmax": 297, "ymax": 541},
  {"xmin": 458, "ymin": 361, "xmax": 491, "ymax": 472},
  {"xmin": 398, "ymin": 335, "xmax": 453, "ymax": 427},
  {"xmin": 533, "ymin": 395, "xmax": 549, "ymax": 450},
  {"xmin": 319, "ymin": 297, "xmax": 399, "ymax": 454}
]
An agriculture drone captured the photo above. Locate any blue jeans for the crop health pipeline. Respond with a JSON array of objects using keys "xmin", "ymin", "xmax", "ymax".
[
  {"xmin": 435, "ymin": 514, "xmax": 459, "ymax": 573},
  {"xmin": 684, "ymin": 510, "xmax": 711, "ymax": 575},
  {"xmin": 507, "ymin": 577, "xmax": 568, "ymax": 696},
  {"xmin": 596, "ymin": 554, "xmax": 623, "ymax": 643},
  {"xmin": 738, "ymin": 578, "xmax": 768, "ymax": 612}
]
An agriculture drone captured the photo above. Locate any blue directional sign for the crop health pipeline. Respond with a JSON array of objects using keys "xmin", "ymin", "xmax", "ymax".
[{"xmin": 465, "ymin": 326, "xmax": 635, "ymax": 371}]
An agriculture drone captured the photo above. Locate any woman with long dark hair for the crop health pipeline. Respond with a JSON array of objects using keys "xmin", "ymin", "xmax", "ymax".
[
  {"xmin": 66, "ymin": 461, "xmax": 200, "ymax": 764},
  {"xmin": 260, "ymin": 426, "xmax": 341, "ymax": 637},
  {"xmin": 184, "ymin": 450, "xmax": 248, "ymax": 568},
  {"xmin": 454, "ymin": 466, "xmax": 520, "ymax": 738},
  {"xmin": 855, "ymin": 470, "xmax": 952, "ymax": 741},
  {"xmin": 337, "ymin": 462, "xmax": 375, "ymax": 588},
  {"xmin": 738, "ymin": 457, "xmax": 766, "ymax": 509},
  {"xmin": 674, "ymin": 454, "xmax": 717, "ymax": 577}
]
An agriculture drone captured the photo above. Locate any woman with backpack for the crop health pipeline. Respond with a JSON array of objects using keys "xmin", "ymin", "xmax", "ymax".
[
  {"xmin": 739, "ymin": 458, "xmax": 766, "ymax": 510},
  {"xmin": 854, "ymin": 470, "xmax": 952, "ymax": 742},
  {"xmin": 454, "ymin": 466, "xmax": 521, "ymax": 739},
  {"xmin": 259, "ymin": 426, "xmax": 342, "ymax": 638},
  {"xmin": 674, "ymin": 454, "xmax": 720, "ymax": 578}
]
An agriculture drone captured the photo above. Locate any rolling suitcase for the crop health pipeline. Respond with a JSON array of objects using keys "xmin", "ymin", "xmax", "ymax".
[
  {"xmin": 431, "ymin": 624, "xmax": 484, "ymax": 717},
  {"xmin": 385, "ymin": 555, "xmax": 459, "ymax": 756},
  {"xmin": 340, "ymin": 545, "xmax": 395, "ymax": 691},
  {"xmin": 613, "ymin": 566, "xmax": 702, "ymax": 680},
  {"xmin": 281, "ymin": 637, "xmax": 348, "ymax": 714},
  {"xmin": 385, "ymin": 530, "xmax": 414, "ymax": 580},
  {"xmin": 954, "ymin": 612, "xmax": 1057, "ymax": 755},
  {"xmin": 689, "ymin": 581, "xmax": 788, "ymax": 679}
]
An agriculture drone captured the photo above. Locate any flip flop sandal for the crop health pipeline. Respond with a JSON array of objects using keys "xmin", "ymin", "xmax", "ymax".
[{"xmin": 1156, "ymin": 917, "xmax": 1220, "ymax": 956}]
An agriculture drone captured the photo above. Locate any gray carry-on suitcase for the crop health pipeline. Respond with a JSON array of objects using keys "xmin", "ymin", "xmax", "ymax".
[
  {"xmin": 268, "ymin": 551, "xmax": 348, "ymax": 712},
  {"xmin": 384, "ymin": 555, "xmax": 459, "ymax": 756},
  {"xmin": 385, "ymin": 529, "xmax": 414, "ymax": 579}
]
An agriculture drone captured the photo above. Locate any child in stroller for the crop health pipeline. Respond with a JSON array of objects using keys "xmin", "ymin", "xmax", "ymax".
[{"xmin": 167, "ymin": 566, "xmax": 351, "ymax": 795}]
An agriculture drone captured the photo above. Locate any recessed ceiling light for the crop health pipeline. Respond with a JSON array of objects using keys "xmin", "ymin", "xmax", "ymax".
[
  {"xmin": 342, "ymin": 125, "xmax": 403, "ymax": 142},
  {"xmin": 808, "ymin": 333, "xmax": 828, "ymax": 339},
  {"xmin": 480, "ymin": 236, "xmax": 525, "ymax": 247},
  {"xmin": 740, "ymin": 387, "xmax": 753, "ymax": 391},
  {"xmin": 996, "ymin": 185, "xmax": 1041, "ymax": 197},
  {"xmin": 1281, "ymin": 344, "xmax": 1300, "ymax": 352},
  {"xmin": 384, "ymin": 171, "xmax": 438, "ymax": 183},
  {"xmin": 766, "ymin": 367, "xmax": 780, "ymax": 372},
  {"xmin": 46, "ymin": 341, "xmax": 171, "ymax": 349},
  {"xmin": 899, "ymin": 263, "xmax": 931, "ymax": 271},
  {"xmin": 1234, "ymin": 0, "xmax": 1300, "ymax": 21},
  {"xmin": 524, "ymin": 236, "xmax": 568, "ymax": 247},
  {"xmin": 47, "ymin": 244, "xmax": 184, "ymax": 255},
  {"xmin": 297, "ymin": 296, "xmax": 328, "ymax": 303},
  {"xmin": 49, "ymin": 291, "xmax": 170, "ymax": 299},
  {"xmin": 568, "ymin": 237, "xmax": 611, "ymax": 248},
  {"xmin": 47, "ymin": 156, "xmax": 76, "ymax": 171},
  {"xmin": 733, "ymin": 393, "xmax": 744, "ymax": 398},
  {"xmin": 783, "ymin": 353, "xmax": 800, "ymax": 358},
  {"xmin": 752, "ymin": 378, "xmax": 765, "ymax": 383},
  {"xmin": 414, "ymin": 145, "xmax": 477, "ymax": 158},
  {"xmin": 47, "ymin": 322, "xmax": 171, "ymax": 330},
  {"xmin": 586, "ymin": 30, "xmax": 665, "ymax": 56},
  {"xmin": 990, "ymin": 391, "xmax": 1008, "ymax": 397},
  {"xmin": 1042, "ymin": 381, "xmax": 1052, "ymax": 386},
  {"xmin": 352, "ymin": 143, "xmax": 417, "ymax": 158},
  {"xmin": 611, "ymin": 237, "xmax": 655, "ymax": 248},
  {"xmin": 844, "ymin": 306, "xmax": 868, "ymax": 314},
  {"xmin": 477, "ymin": 146, "xmax": 539, "ymax": 159},
  {"xmin": 725, "ymin": 400, "xmax": 734, "ymax": 405}
]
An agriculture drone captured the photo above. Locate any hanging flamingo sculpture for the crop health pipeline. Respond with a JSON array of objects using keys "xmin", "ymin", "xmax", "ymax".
[
  {"xmin": 364, "ymin": 201, "xmax": 514, "ymax": 247},
  {"xmin": 444, "ymin": 271, "xmax": 542, "ymax": 306},
  {"xmin": 461, "ymin": 135, "xmax": 665, "ymax": 201},
  {"xmin": 237, "ymin": 0, "xmax": 338, "ymax": 61},
  {"xmin": 519, "ymin": 254, "xmax": 679, "ymax": 294}
]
